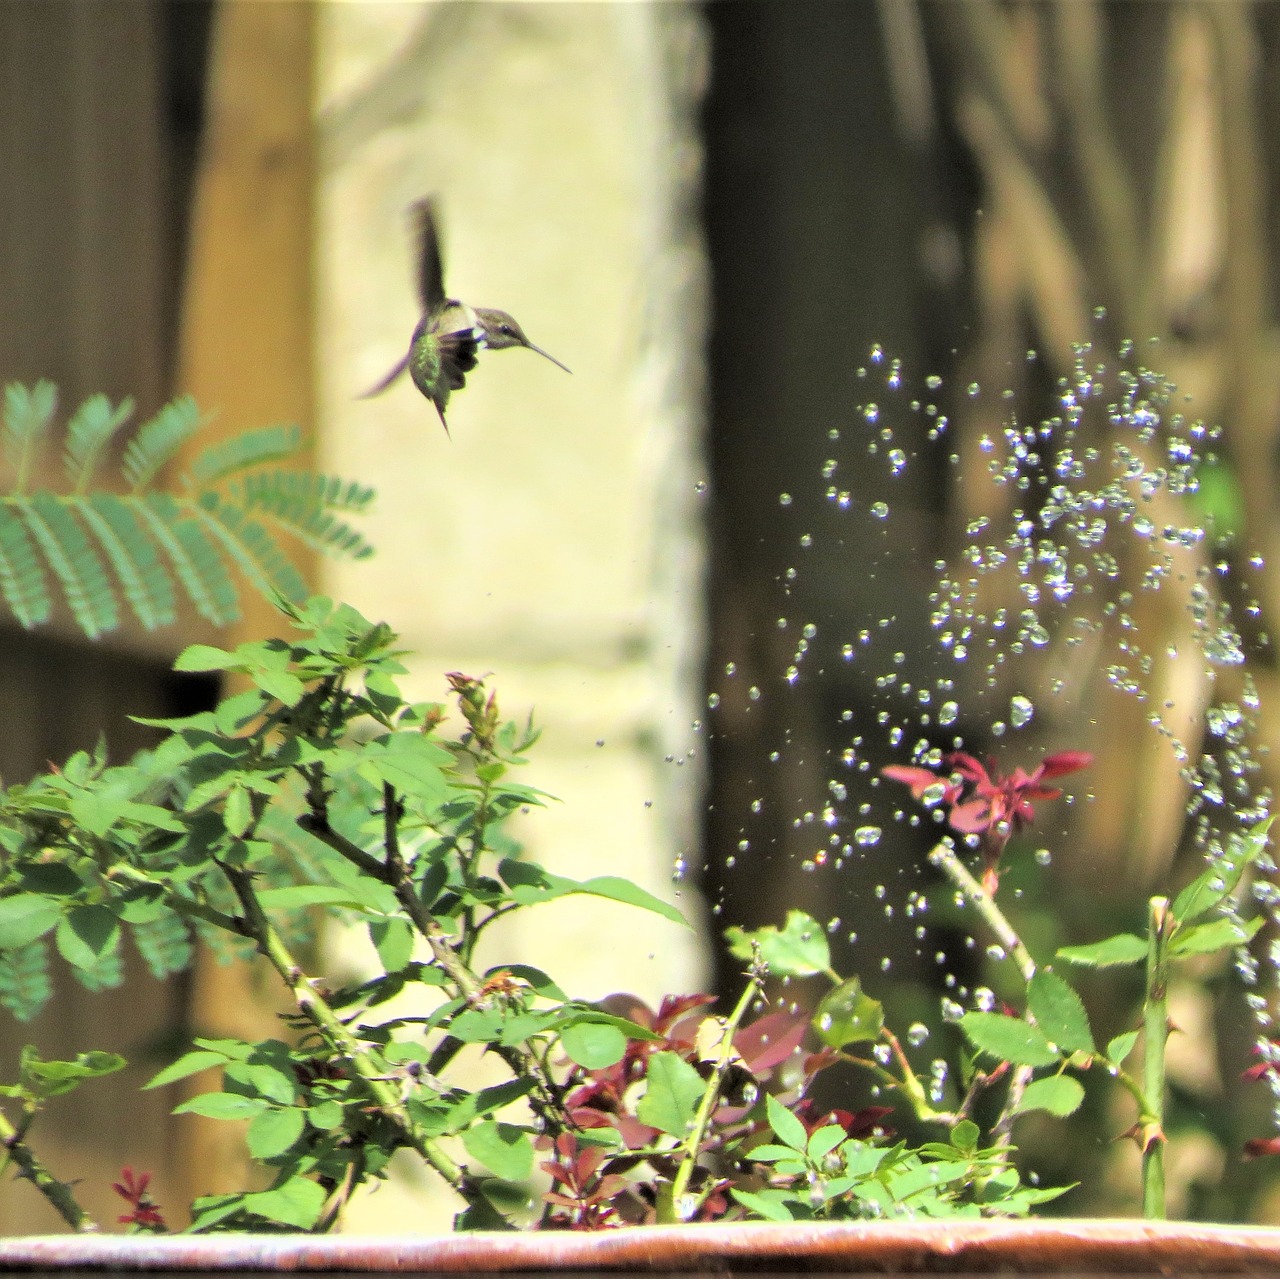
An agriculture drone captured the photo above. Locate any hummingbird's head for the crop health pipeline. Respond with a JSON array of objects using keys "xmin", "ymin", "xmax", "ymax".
[{"xmin": 475, "ymin": 308, "xmax": 571, "ymax": 373}]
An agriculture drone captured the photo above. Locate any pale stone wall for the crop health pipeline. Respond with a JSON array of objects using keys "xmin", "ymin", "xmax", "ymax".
[{"xmin": 315, "ymin": 2, "xmax": 709, "ymax": 1230}]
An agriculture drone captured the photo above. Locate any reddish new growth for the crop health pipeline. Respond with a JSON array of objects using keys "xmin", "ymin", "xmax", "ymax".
[
  {"xmin": 883, "ymin": 749, "xmax": 1093, "ymax": 894},
  {"xmin": 1241, "ymin": 1042, "xmax": 1280, "ymax": 1159},
  {"xmin": 112, "ymin": 1166, "xmax": 166, "ymax": 1231}
]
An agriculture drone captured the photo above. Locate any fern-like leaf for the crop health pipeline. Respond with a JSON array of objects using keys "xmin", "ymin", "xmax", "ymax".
[
  {"xmin": 78, "ymin": 495, "xmax": 178, "ymax": 630},
  {"xmin": 232, "ymin": 471, "xmax": 375, "ymax": 558},
  {"xmin": 0, "ymin": 939, "xmax": 52, "ymax": 1022},
  {"xmin": 122, "ymin": 395, "xmax": 203, "ymax": 492},
  {"xmin": 187, "ymin": 423, "xmax": 302, "ymax": 487},
  {"xmin": 0, "ymin": 383, "xmax": 376, "ymax": 638},
  {"xmin": 64, "ymin": 394, "xmax": 135, "ymax": 492},
  {"xmin": 193, "ymin": 492, "xmax": 308, "ymax": 603},
  {"xmin": 20, "ymin": 494, "xmax": 119, "ymax": 638},
  {"xmin": 0, "ymin": 505, "xmax": 52, "ymax": 627},
  {"xmin": 130, "ymin": 911, "xmax": 193, "ymax": 980},
  {"xmin": 137, "ymin": 493, "xmax": 240, "ymax": 626},
  {"xmin": 71, "ymin": 941, "xmax": 125, "ymax": 993},
  {"xmin": 4, "ymin": 381, "xmax": 58, "ymax": 491}
]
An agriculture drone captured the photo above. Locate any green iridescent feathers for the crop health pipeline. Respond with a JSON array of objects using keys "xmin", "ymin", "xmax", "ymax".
[{"xmin": 0, "ymin": 381, "xmax": 373, "ymax": 638}]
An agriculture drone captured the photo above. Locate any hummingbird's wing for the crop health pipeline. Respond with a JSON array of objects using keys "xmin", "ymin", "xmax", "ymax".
[
  {"xmin": 411, "ymin": 197, "xmax": 446, "ymax": 313},
  {"xmin": 356, "ymin": 353, "xmax": 410, "ymax": 399}
]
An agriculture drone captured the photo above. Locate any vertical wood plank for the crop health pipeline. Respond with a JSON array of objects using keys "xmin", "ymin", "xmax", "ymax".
[{"xmin": 172, "ymin": 0, "xmax": 315, "ymax": 1213}]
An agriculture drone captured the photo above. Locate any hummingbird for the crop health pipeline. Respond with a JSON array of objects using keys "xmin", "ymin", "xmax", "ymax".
[{"xmin": 359, "ymin": 197, "xmax": 570, "ymax": 434}]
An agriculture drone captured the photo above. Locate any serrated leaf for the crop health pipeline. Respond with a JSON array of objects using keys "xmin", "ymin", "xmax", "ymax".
[
  {"xmin": 813, "ymin": 976, "xmax": 884, "ymax": 1048},
  {"xmin": 55, "ymin": 905, "xmax": 120, "ymax": 971},
  {"xmin": 246, "ymin": 1106, "xmax": 306, "ymax": 1159},
  {"xmin": 1106, "ymin": 1031, "xmax": 1139, "ymax": 1066},
  {"xmin": 1172, "ymin": 818, "xmax": 1272, "ymax": 923},
  {"xmin": 242, "ymin": 1177, "xmax": 325, "ymax": 1230},
  {"xmin": 732, "ymin": 1187, "xmax": 797, "ymax": 1222},
  {"xmin": 635, "ymin": 1050, "xmax": 704, "ymax": 1138},
  {"xmin": 0, "ymin": 895, "xmax": 62, "ymax": 950},
  {"xmin": 1057, "ymin": 933, "xmax": 1148, "ymax": 968},
  {"xmin": 499, "ymin": 860, "xmax": 687, "ymax": 927},
  {"xmin": 1027, "ymin": 970, "xmax": 1094, "ymax": 1055},
  {"xmin": 174, "ymin": 1092, "xmax": 269, "ymax": 1121},
  {"xmin": 960, "ymin": 1011, "xmax": 1060, "ymax": 1068},
  {"xmin": 766, "ymin": 1091, "xmax": 809, "ymax": 1152},
  {"xmin": 145, "ymin": 1049, "xmax": 230, "ymax": 1090},
  {"xmin": 560, "ymin": 1020, "xmax": 626, "ymax": 1070},
  {"xmin": 1014, "ymin": 1075, "xmax": 1085, "ymax": 1118},
  {"xmin": 725, "ymin": 909, "xmax": 829, "ymax": 976},
  {"xmin": 1169, "ymin": 914, "xmax": 1261, "ymax": 958},
  {"xmin": 462, "ymin": 1121, "xmax": 534, "ymax": 1181}
]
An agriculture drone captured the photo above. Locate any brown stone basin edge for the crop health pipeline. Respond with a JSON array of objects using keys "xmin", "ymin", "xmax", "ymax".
[{"xmin": 2, "ymin": 1221, "xmax": 1280, "ymax": 1275}]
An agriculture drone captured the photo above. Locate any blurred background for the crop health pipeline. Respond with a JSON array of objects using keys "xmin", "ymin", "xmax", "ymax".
[{"xmin": 1, "ymin": 0, "xmax": 1280, "ymax": 1231}]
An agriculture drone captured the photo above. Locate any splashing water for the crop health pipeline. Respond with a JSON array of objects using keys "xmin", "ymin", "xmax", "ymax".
[{"xmin": 706, "ymin": 326, "xmax": 1278, "ymax": 1122}]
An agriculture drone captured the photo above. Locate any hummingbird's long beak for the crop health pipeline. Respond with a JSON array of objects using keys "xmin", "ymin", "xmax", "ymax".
[{"xmin": 526, "ymin": 342, "xmax": 572, "ymax": 375}]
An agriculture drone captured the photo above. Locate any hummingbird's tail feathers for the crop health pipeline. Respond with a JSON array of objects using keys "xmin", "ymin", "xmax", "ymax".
[{"xmin": 357, "ymin": 354, "xmax": 410, "ymax": 399}]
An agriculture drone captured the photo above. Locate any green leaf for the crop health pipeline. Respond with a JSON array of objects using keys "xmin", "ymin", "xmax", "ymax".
[
  {"xmin": 225, "ymin": 1058, "xmax": 299, "ymax": 1106},
  {"xmin": 370, "ymin": 918, "xmax": 415, "ymax": 971},
  {"xmin": 1014, "ymin": 1075, "xmax": 1084, "ymax": 1119},
  {"xmin": 21, "ymin": 1049, "xmax": 126, "ymax": 1097},
  {"xmin": 1169, "ymin": 914, "xmax": 1261, "ymax": 958},
  {"xmin": 242, "ymin": 1177, "xmax": 325, "ymax": 1230},
  {"xmin": 0, "ymin": 895, "xmax": 61, "ymax": 950},
  {"xmin": 462, "ymin": 1121, "xmax": 534, "ymax": 1181},
  {"xmin": 499, "ymin": 860, "xmax": 687, "ymax": 928},
  {"xmin": 174, "ymin": 1091, "xmax": 269, "ymax": 1121},
  {"xmin": 1172, "ymin": 818, "xmax": 1273, "ymax": 923},
  {"xmin": 959, "ymin": 1011, "xmax": 1060, "ymax": 1068},
  {"xmin": 224, "ymin": 782, "xmax": 253, "ymax": 838},
  {"xmin": 1106, "ymin": 1031, "xmax": 1139, "ymax": 1067},
  {"xmin": 732, "ymin": 1187, "xmax": 798, "ymax": 1222},
  {"xmin": 55, "ymin": 905, "xmax": 120, "ymax": 971},
  {"xmin": 356, "ymin": 733, "xmax": 451, "ymax": 804},
  {"xmin": 145, "ymin": 1050, "xmax": 228, "ymax": 1090},
  {"xmin": 1027, "ymin": 970, "xmax": 1094, "ymax": 1055},
  {"xmin": 766, "ymin": 1092, "xmax": 809, "ymax": 1153},
  {"xmin": 560, "ymin": 1020, "xmax": 626, "ymax": 1070},
  {"xmin": 635, "ymin": 1050, "xmax": 704, "ymax": 1138},
  {"xmin": 173, "ymin": 643, "xmax": 236, "ymax": 673},
  {"xmin": 725, "ymin": 909, "xmax": 829, "ymax": 977},
  {"xmin": 1057, "ymin": 933, "xmax": 1147, "ymax": 968},
  {"xmin": 813, "ymin": 976, "xmax": 884, "ymax": 1048},
  {"xmin": 247, "ymin": 1106, "xmax": 306, "ymax": 1160}
]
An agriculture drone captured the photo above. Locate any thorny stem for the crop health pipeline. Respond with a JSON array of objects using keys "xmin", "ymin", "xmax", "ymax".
[
  {"xmin": 1142, "ymin": 895, "xmax": 1171, "ymax": 1220},
  {"xmin": 662, "ymin": 972, "xmax": 764, "ymax": 1223},
  {"xmin": 928, "ymin": 841, "xmax": 1036, "ymax": 981},
  {"xmin": 0, "ymin": 1106, "xmax": 97, "ymax": 1232},
  {"xmin": 929, "ymin": 840, "xmax": 1036, "ymax": 1156},
  {"xmin": 299, "ymin": 777, "xmax": 566, "ymax": 1139},
  {"xmin": 219, "ymin": 861, "xmax": 470, "ymax": 1197}
]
